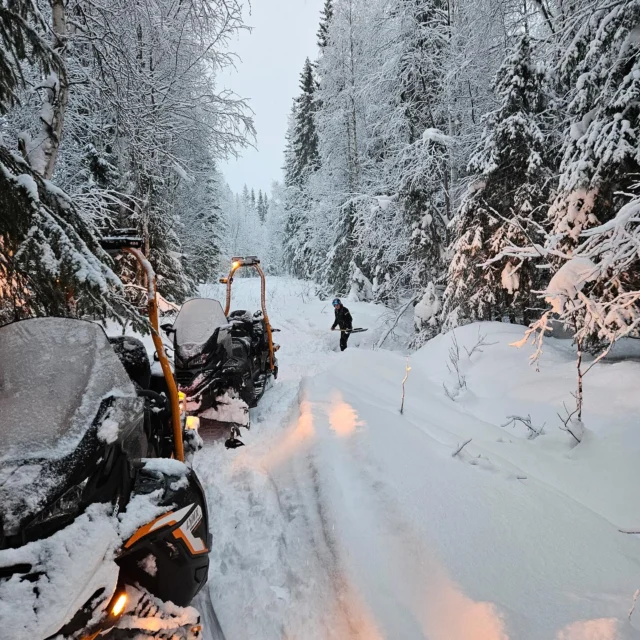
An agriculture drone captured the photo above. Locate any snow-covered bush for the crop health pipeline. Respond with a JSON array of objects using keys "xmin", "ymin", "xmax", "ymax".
[
  {"xmin": 348, "ymin": 263, "xmax": 374, "ymax": 302},
  {"xmin": 413, "ymin": 282, "xmax": 441, "ymax": 345}
]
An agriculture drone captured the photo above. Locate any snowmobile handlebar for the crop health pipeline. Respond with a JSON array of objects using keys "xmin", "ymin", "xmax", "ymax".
[{"xmin": 223, "ymin": 257, "xmax": 276, "ymax": 373}]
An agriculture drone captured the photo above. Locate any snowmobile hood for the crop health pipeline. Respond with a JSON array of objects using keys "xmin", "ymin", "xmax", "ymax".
[
  {"xmin": 0, "ymin": 503, "xmax": 121, "ymax": 640},
  {"xmin": 173, "ymin": 298, "xmax": 229, "ymax": 360},
  {"xmin": 0, "ymin": 318, "xmax": 142, "ymax": 538}
]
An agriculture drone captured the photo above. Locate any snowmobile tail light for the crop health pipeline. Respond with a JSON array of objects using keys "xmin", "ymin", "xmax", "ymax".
[
  {"xmin": 111, "ymin": 593, "xmax": 127, "ymax": 617},
  {"xmin": 185, "ymin": 416, "xmax": 200, "ymax": 431}
]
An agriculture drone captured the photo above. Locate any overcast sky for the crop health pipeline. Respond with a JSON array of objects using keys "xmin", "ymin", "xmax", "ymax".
[{"xmin": 218, "ymin": 0, "xmax": 324, "ymax": 195}]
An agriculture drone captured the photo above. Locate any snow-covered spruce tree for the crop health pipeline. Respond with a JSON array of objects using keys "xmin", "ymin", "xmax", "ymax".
[
  {"xmin": 354, "ymin": 0, "xmax": 451, "ymax": 315},
  {"xmin": 263, "ymin": 182, "xmax": 287, "ymax": 274},
  {"xmin": 283, "ymin": 58, "xmax": 321, "ymax": 279},
  {"xmin": 0, "ymin": 1, "xmax": 138, "ymax": 325},
  {"xmin": 540, "ymin": 0, "xmax": 640, "ymax": 348},
  {"xmin": 313, "ymin": 0, "xmax": 366, "ymax": 294},
  {"xmin": 398, "ymin": 0, "xmax": 451, "ymax": 304},
  {"xmin": 0, "ymin": 146, "xmax": 136, "ymax": 325},
  {"xmin": 442, "ymin": 36, "xmax": 552, "ymax": 329},
  {"xmin": 317, "ymin": 0, "xmax": 334, "ymax": 50},
  {"xmin": 257, "ymin": 191, "xmax": 268, "ymax": 223},
  {"xmin": 175, "ymin": 158, "xmax": 225, "ymax": 286},
  {"xmin": 220, "ymin": 182, "xmax": 267, "ymax": 264}
]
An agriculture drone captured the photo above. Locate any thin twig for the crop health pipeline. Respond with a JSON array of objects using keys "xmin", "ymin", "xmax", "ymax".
[
  {"xmin": 452, "ymin": 438, "xmax": 472, "ymax": 457},
  {"xmin": 400, "ymin": 357, "xmax": 411, "ymax": 414}
]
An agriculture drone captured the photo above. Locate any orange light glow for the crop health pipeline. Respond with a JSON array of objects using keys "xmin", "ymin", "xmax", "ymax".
[
  {"xmin": 232, "ymin": 260, "xmax": 241, "ymax": 269},
  {"xmin": 185, "ymin": 416, "xmax": 200, "ymax": 430},
  {"xmin": 253, "ymin": 400, "xmax": 315, "ymax": 470},
  {"xmin": 556, "ymin": 618, "xmax": 619, "ymax": 640},
  {"xmin": 328, "ymin": 391, "xmax": 363, "ymax": 437},
  {"xmin": 111, "ymin": 594, "xmax": 127, "ymax": 617}
]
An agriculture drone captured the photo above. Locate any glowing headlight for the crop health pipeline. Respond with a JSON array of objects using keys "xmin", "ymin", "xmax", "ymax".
[
  {"xmin": 111, "ymin": 593, "xmax": 127, "ymax": 617},
  {"xmin": 185, "ymin": 416, "xmax": 200, "ymax": 431}
]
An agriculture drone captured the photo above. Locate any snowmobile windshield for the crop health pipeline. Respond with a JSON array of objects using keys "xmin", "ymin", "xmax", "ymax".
[
  {"xmin": 173, "ymin": 298, "xmax": 228, "ymax": 360},
  {"xmin": 0, "ymin": 318, "xmax": 137, "ymax": 463}
]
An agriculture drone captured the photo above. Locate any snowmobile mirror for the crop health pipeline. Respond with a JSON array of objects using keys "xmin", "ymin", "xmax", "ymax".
[{"xmin": 160, "ymin": 323, "xmax": 175, "ymax": 334}]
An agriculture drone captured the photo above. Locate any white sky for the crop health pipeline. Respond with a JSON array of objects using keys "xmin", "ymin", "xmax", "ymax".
[{"xmin": 218, "ymin": 0, "xmax": 324, "ymax": 195}]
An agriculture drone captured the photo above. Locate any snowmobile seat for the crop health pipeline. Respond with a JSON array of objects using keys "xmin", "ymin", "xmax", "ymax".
[
  {"xmin": 109, "ymin": 336, "xmax": 152, "ymax": 390},
  {"xmin": 228, "ymin": 311, "xmax": 254, "ymax": 338}
]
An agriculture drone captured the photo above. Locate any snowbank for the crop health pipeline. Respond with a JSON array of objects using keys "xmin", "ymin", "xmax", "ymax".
[
  {"xmin": 189, "ymin": 279, "xmax": 640, "ymax": 640},
  {"xmin": 410, "ymin": 322, "xmax": 640, "ymax": 530}
]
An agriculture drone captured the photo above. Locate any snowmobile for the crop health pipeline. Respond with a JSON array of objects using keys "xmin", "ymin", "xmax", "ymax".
[
  {"xmin": 0, "ymin": 232, "xmax": 211, "ymax": 640},
  {"xmin": 162, "ymin": 256, "xmax": 279, "ymax": 447}
]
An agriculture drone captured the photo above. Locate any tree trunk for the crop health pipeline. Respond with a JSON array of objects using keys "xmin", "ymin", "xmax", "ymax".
[{"xmin": 42, "ymin": 0, "xmax": 68, "ymax": 179}]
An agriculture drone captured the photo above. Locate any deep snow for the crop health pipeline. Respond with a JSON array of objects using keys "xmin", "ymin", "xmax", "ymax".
[{"xmin": 189, "ymin": 277, "xmax": 640, "ymax": 640}]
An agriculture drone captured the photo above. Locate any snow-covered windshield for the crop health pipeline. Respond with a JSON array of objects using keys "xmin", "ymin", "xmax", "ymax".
[
  {"xmin": 0, "ymin": 318, "xmax": 136, "ymax": 462},
  {"xmin": 173, "ymin": 298, "xmax": 227, "ymax": 356}
]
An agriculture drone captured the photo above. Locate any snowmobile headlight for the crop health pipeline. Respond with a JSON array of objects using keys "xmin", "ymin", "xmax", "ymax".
[
  {"xmin": 185, "ymin": 416, "xmax": 200, "ymax": 431},
  {"xmin": 27, "ymin": 479, "xmax": 87, "ymax": 530},
  {"xmin": 111, "ymin": 593, "xmax": 127, "ymax": 617},
  {"xmin": 192, "ymin": 352, "xmax": 208, "ymax": 366}
]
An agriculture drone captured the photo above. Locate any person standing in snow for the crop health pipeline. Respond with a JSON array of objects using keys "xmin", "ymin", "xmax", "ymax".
[{"xmin": 331, "ymin": 298, "xmax": 353, "ymax": 351}]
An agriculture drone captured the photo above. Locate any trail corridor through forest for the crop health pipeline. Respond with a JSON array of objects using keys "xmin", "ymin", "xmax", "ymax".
[{"xmin": 192, "ymin": 278, "xmax": 640, "ymax": 640}]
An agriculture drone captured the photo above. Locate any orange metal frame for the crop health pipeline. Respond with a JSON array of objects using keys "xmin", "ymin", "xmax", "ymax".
[
  {"xmin": 125, "ymin": 248, "xmax": 184, "ymax": 462},
  {"xmin": 223, "ymin": 260, "xmax": 276, "ymax": 373}
]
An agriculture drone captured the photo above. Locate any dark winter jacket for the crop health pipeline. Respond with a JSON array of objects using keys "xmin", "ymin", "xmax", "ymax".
[{"xmin": 331, "ymin": 305, "xmax": 353, "ymax": 331}]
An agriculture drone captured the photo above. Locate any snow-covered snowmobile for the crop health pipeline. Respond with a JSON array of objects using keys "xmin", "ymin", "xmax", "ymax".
[
  {"xmin": 163, "ymin": 256, "xmax": 279, "ymax": 447},
  {"xmin": 0, "ymin": 234, "xmax": 211, "ymax": 640}
]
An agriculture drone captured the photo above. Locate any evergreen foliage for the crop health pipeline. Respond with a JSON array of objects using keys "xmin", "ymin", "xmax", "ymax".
[{"xmin": 442, "ymin": 36, "xmax": 552, "ymax": 328}]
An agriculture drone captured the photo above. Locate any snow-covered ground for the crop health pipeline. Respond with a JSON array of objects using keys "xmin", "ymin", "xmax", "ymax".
[{"xmin": 188, "ymin": 277, "xmax": 640, "ymax": 640}]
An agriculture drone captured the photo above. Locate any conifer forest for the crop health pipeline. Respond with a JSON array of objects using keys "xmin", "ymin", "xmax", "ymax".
[{"xmin": 0, "ymin": 0, "xmax": 638, "ymax": 354}]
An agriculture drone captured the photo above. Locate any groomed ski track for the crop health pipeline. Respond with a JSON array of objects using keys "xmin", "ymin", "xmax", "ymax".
[{"xmin": 193, "ymin": 278, "xmax": 640, "ymax": 640}]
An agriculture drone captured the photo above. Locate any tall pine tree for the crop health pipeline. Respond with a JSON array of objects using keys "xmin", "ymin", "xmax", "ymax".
[
  {"xmin": 284, "ymin": 58, "xmax": 321, "ymax": 278},
  {"xmin": 317, "ymin": 0, "xmax": 334, "ymax": 49},
  {"xmin": 442, "ymin": 36, "xmax": 552, "ymax": 328},
  {"xmin": 536, "ymin": 0, "xmax": 640, "ymax": 347}
]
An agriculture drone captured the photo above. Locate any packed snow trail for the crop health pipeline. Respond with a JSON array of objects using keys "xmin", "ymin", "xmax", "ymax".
[{"xmin": 191, "ymin": 278, "xmax": 640, "ymax": 640}]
